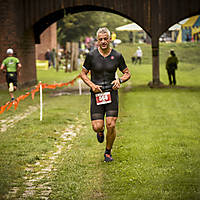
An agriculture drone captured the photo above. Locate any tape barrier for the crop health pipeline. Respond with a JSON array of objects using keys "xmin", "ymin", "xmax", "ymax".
[{"xmin": 0, "ymin": 74, "xmax": 81, "ymax": 114}]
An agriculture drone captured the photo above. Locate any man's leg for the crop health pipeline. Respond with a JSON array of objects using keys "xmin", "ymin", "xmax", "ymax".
[
  {"xmin": 135, "ymin": 57, "xmax": 138, "ymax": 64},
  {"xmin": 92, "ymin": 119, "xmax": 105, "ymax": 143},
  {"xmin": 7, "ymin": 79, "xmax": 15, "ymax": 100},
  {"xmin": 139, "ymin": 57, "xmax": 141, "ymax": 64},
  {"xmin": 9, "ymin": 91, "xmax": 14, "ymax": 99},
  {"xmin": 172, "ymin": 70, "xmax": 176, "ymax": 85},
  {"xmin": 103, "ymin": 117, "xmax": 117, "ymax": 162},
  {"xmin": 9, "ymin": 85, "xmax": 17, "ymax": 100},
  {"xmin": 9, "ymin": 74, "xmax": 17, "ymax": 100},
  {"xmin": 92, "ymin": 119, "xmax": 104, "ymax": 133},
  {"xmin": 106, "ymin": 117, "xmax": 117, "ymax": 150},
  {"xmin": 167, "ymin": 70, "xmax": 172, "ymax": 85}
]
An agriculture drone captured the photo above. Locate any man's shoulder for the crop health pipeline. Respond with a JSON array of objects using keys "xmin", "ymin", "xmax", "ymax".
[
  {"xmin": 111, "ymin": 49, "xmax": 122, "ymax": 58},
  {"xmin": 88, "ymin": 49, "xmax": 98, "ymax": 56},
  {"xmin": 2, "ymin": 57, "xmax": 8, "ymax": 62},
  {"xmin": 3, "ymin": 57, "xmax": 12, "ymax": 63},
  {"xmin": 4, "ymin": 56, "xmax": 11, "ymax": 60},
  {"xmin": 167, "ymin": 55, "xmax": 172, "ymax": 60}
]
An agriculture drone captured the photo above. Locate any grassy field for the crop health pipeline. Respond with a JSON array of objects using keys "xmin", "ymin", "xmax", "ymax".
[{"xmin": 0, "ymin": 42, "xmax": 200, "ymax": 200}]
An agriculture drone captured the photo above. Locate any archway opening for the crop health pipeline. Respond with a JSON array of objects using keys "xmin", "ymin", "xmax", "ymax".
[{"xmin": 34, "ymin": 8, "xmax": 149, "ymax": 84}]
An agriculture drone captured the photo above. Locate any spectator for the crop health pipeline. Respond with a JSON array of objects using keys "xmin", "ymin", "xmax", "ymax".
[
  {"xmin": 166, "ymin": 49, "xmax": 178, "ymax": 86},
  {"xmin": 45, "ymin": 49, "xmax": 51, "ymax": 68},
  {"xmin": 129, "ymin": 32, "xmax": 133, "ymax": 43},
  {"xmin": 111, "ymin": 32, "xmax": 117, "ymax": 48},
  {"xmin": 50, "ymin": 48, "xmax": 56, "ymax": 68},
  {"xmin": 135, "ymin": 46, "xmax": 143, "ymax": 64}
]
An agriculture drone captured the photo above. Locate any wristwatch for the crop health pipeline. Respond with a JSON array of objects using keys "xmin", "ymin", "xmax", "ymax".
[{"xmin": 119, "ymin": 78, "xmax": 123, "ymax": 84}]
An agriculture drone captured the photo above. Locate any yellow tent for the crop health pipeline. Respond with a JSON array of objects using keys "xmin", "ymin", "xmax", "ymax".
[
  {"xmin": 182, "ymin": 16, "xmax": 199, "ymax": 28},
  {"xmin": 176, "ymin": 29, "xmax": 182, "ymax": 43},
  {"xmin": 176, "ymin": 15, "xmax": 200, "ymax": 42},
  {"xmin": 192, "ymin": 26, "xmax": 200, "ymax": 35}
]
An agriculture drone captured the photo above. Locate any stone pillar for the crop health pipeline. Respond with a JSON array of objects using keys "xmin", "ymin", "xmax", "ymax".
[
  {"xmin": 148, "ymin": 37, "xmax": 163, "ymax": 87},
  {"xmin": 18, "ymin": 29, "xmax": 37, "ymax": 88}
]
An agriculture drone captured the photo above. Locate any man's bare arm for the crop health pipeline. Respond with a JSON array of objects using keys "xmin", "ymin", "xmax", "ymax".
[
  {"xmin": 120, "ymin": 67, "xmax": 131, "ymax": 83},
  {"xmin": 0, "ymin": 64, "xmax": 4, "ymax": 71},
  {"xmin": 112, "ymin": 68, "xmax": 131, "ymax": 90},
  {"xmin": 80, "ymin": 68, "xmax": 102, "ymax": 93}
]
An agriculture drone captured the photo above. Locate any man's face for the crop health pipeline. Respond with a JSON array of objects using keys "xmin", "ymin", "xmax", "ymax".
[{"xmin": 97, "ymin": 32, "xmax": 111, "ymax": 50}]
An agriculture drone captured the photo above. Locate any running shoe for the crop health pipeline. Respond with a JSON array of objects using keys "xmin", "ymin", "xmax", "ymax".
[
  {"xmin": 104, "ymin": 153, "xmax": 114, "ymax": 162},
  {"xmin": 97, "ymin": 131, "xmax": 104, "ymax": 143}
]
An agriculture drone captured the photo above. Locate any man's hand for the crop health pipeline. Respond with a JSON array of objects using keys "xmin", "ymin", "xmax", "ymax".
[
  {"xmin": 92, "ymin": 84, "xmax": 102, "ymax": 93},
  {"xmin": 111, "ymin": 79, "xmax": 120, "ymax": 90}
]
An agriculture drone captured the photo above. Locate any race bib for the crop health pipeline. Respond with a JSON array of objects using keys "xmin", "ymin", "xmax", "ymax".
[{"xmin": 95, "ymin": 92, "xmax": 112, "ymax": 105}]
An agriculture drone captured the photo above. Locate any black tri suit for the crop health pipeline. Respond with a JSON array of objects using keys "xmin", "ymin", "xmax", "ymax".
[{"xmin": 83, "ymin": 48, "xmax": 127, "ymax": 121}]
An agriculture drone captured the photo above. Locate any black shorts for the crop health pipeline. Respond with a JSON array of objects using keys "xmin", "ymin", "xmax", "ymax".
[
  {"xmin": 6, "ymin": 72, "xmax": 17, "ymax": 87},
  {"xmin": 90, "ymin": 90, "xmax": 118, "ymax": 121}
]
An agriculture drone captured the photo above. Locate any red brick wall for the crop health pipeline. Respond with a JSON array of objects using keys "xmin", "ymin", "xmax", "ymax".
[
  {"xmin": 0, "ymin": 0, "xmax": 37, "ymax": 89},
  {"xmin": 0, "ymin": 1, "xmax": 58, "ymax": 89},
  {"xmin": 35, "ymin": 23, "xmax": 57, "ymax": 60},
  {"xmin": 0, "ymin": 1, "xmax": 18, "ymax": 88}
]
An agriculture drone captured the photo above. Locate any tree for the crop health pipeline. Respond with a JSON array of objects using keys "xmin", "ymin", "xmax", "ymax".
[{"xmin": 57, "ymin": 11, "xmax": 132, "ymax": 46}]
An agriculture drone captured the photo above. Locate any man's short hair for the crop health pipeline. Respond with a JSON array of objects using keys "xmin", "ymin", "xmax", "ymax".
[{"xmin": 96, "ymin": 27, "xmax": 111, "ymax": 38}]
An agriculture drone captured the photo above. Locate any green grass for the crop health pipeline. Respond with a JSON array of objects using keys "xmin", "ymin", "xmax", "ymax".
[
  {"xmin": 0, "ymin": 42, "xmax": 200, "ymax": 199},
  {"xmin": 37, "ymin": 68, "xmax": 81, "ymax": 84},
  {"xmin": 116, "ymin": 87, "xmax": 200, "ymax": 200}
]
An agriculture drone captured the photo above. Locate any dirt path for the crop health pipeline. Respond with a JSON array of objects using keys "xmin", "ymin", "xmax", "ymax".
[
  {"xmin": 5, "ymin": 124, "xmax": 82, "ymax": 199},
  {"xmin": 0, "ymin": 105, "xmax": 39, "ymax": 133}
]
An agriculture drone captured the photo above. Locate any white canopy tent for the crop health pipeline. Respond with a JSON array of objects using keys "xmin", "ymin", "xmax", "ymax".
[
  {"xmin": 115, "ymin": 22, "xmax": 148, "ymax": 43},
  {"xmin": 168, "ymin": 24, "xmax": 181, "ymax": 31},
  {"xmin": 116, "ymin": 23, "xmax": 143, "ymax": 31}
]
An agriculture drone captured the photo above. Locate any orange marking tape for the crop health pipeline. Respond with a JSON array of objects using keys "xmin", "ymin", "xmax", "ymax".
[
  {"xmin": 7, "ymin": 102, "xmax": 13, "ymax": 111},
  {"xmin": 0, "ymin": 102, "xmax": 10, "ymax": 114},
  {"xmin": 13, "ymin": 100, "xmax": 19, "ymax": 110},
  {"xmin": 0, "ymin": 74, "xmax": 81, "ymax": 114}
]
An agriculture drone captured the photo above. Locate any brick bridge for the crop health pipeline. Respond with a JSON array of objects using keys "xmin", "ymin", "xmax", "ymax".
[{"xmin": 0, "ymin": 0, "xmax": 200, "ymax": 88}]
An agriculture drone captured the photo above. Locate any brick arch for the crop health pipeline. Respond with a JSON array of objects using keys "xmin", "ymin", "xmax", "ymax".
[
  {"xmin": 27, "ymin": 1, "xmax": 200, "ymax": 42},
  {"xmin": 33, "ymin": 5, "xmax": 149, "ymax": 44},
  {"xmin": 1, "ymin": 0, "xmax": 200, "ymax": 89}
]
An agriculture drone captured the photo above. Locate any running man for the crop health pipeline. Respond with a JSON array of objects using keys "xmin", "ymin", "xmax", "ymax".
[
  {"xmin": 80, "ymin": 27, "xmax": 131, "ymax": 162},
  {"xmin": 0, "ymin": 48, "xmax": 22, "ymax": 101}
]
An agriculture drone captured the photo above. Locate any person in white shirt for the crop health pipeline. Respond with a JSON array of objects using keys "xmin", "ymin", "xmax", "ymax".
[{"xmin": 135, "ymin": 46, "xmax": 143, "ymax": 64}]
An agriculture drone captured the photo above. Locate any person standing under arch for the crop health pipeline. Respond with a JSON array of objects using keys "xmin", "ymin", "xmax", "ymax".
[{"xmin": 166, "ymin": 49, "xmax": 178, "ymax": 86}]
